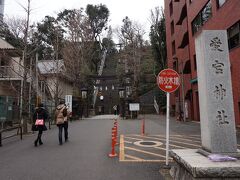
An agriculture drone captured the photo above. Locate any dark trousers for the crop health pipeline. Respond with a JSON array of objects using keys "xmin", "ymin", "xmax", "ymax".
[
  {"xmin": 64, "ymin": 121, "xmax": 68, "ymax": 141},
  {"xmin": 58, "ymin": 122, "xmax": 68, "ymax": 144},
  {"xmin": 35, "ymin": 130, "xmax": 43, "ymax": 145},
  {"xmin": 58, "ymin": 124, "xmax": 64, "ymax": 144}
]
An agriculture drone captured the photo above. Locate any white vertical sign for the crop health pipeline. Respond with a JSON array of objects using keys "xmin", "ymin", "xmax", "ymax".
[{"xmin": 65, "ymin": 95, "xmax": 72, "ymax": 113}]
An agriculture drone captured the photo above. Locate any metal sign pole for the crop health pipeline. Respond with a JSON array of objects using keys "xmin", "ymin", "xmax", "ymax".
[{"xmin": 166, "ymin": 92, "xmax": 170, "ymax": 166}]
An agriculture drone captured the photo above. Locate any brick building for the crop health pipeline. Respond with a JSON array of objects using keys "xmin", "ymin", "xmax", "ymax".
[{"xmin": 164, "ymin": 0, "xmax": 240, "ymax": 125}]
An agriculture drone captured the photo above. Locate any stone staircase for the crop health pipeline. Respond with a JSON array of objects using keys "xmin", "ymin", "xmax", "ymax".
[
  {"xmin": 94, "ymin": 49, "xmax": 119, "ymax": 115},
  {"xmin": 139, "ymin": 88, "xmax": 159, "ymax": 114}
]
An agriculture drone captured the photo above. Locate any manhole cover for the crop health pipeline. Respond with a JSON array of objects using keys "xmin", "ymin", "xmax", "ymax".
[
  {"xmin": 133, "ymin": 140, "xmax": 162, "ymax": 147},
  {"xmin": 140, "ymin": 141, "xmax": 156, "ymax": 145}
]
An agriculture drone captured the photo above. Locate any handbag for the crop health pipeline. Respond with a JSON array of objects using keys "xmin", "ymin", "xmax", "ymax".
[{"xmin": 35, "ymin": 113, "xmax": 44, "ymax": 126}]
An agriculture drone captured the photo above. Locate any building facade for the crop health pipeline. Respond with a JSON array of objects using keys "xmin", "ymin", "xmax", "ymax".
[
  {"xmin": 164, "ymin": 0, "xmax": 240, "ymax": 125},
  {"xmin": 37, "ymin": 59, "xmax": 73, "ymax": 101},
  {"xmin": 0, "ymin": 38, "xmax": 23, "ymax": 124}
]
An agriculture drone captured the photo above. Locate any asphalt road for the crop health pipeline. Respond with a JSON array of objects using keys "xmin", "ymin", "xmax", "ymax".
[
  {"xmin": 0, "ymin": 115, "xmax": 164, "ymax": 180},
  {"xmin": 1, "ymin": 114, "xmax": 239, "ymax": 180}
]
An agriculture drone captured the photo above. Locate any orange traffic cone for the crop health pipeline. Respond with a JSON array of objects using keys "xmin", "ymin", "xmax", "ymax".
[
  {"xmin": 114, "ymin": 121, "xmax": 118, "ymax": 136},
  {"xmin": 141, "ymin": 119, "xmax": 145, "ymax": 136},
  {"xmin": 109, "ymin": 128, "xmax": 117, "ymax": 157}
]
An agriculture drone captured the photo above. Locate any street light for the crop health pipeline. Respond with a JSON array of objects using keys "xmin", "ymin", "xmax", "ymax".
[
  {"xmin": 118, "ymin": 87, "xmax": 125, "ymax": 119},
  {"xmin": 81, "ymin": 87, "xmax": 88, "ymax": 117},
  {"xmin": 99, "ymin": 95, "xmax": 104, "ymax": 115}
]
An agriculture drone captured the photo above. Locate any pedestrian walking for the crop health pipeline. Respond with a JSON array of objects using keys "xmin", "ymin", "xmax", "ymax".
[
  {"xmin": 55, "ymin": 100, "xmax": 68, "ymax": 145},
  {"xmin": 113, "ymin": 105, "xmax": 117, "ymax": 115},
  {"xmin": 63, "ymin": 105, "xmax": 71, "ymax": 142},
  {"xmin": 32, "ymin": 103, "xmax": 48, "ymax": 147}
]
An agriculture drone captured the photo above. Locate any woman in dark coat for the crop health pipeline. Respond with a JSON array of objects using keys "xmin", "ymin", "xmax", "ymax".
[{"xmin": 32, "ymin": 103, "xmax": 48, "ymax": 147}]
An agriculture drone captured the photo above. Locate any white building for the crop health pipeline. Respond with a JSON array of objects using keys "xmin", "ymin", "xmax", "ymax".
[{"xmin": 37, "ymin": 59, "xmax": 73, "ymax": 102}]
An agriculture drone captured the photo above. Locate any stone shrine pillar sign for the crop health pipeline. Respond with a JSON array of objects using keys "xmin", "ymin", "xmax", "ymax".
[{"xmin": 195, "ymin": 30, "xmax": 237, "ymax": 153}]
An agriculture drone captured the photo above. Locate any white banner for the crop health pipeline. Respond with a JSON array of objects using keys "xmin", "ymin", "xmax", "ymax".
[{"xmin": 65, "ymin": 95, "xmax": 72, "ymax": 112}]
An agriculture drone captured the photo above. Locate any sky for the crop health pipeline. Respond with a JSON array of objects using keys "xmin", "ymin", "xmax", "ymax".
[{"xmin": 4, "ymin": 0, "xmax": 164, "ymax": 41}]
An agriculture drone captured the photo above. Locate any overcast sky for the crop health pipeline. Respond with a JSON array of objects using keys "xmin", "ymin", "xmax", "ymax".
[{"xmin": 4, "ymin": 0, "xmax": 164, "ymax": 40}]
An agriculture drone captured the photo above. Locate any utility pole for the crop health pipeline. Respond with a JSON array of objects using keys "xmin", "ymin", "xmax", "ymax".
[
  {"xmin": 19, "ymin": 78, "xmax": 23, "ymax": 125},
  {"xmin": 35, "ymin": 53, "xmax": 39, "ymax": 105},
  {"xmin": 56, "ymin": 30, "xmax": 59, "ymax": 105},
  {"xmin": 28, "ymin": 57, "xmax": 33, "ymax": 118}
]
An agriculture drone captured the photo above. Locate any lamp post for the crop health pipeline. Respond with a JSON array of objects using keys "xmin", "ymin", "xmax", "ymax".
[
  {"xmin": 81, "ymin": 87, "xmax": 88, "ymax": 117},
  {"xmin": 99, "ymin": 95, "xmax": 104, "ymax": 114},
  {"xmin": 118, "ymin": 87, "xmax": 125, "ymax": 119}
]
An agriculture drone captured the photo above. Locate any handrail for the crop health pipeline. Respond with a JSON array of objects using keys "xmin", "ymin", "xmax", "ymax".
[
  {"xmin": 0, "ymin": 124, "xmax": 23, "ymax": 146},
  {"xmin": 92, "ymin": 49, "xmax": 107, "ymax": 108},
  {"xmin": 154, "ymin": 96, "xmax": 159, "ymax": 114}
]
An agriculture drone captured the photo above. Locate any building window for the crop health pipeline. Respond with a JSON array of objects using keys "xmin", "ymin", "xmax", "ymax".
[
  {"xmin": 170, "ymin": 1, "xmax": 173, "ymax": 16},
  {"xmin": 192, "ymin": 13, "xmax": 201, "ymax": 34},
  {"xmin": 191, "ymin": 0, "xmax": 212, "ymax": 35},
  {"xmin": 217, "ymin": 0, "xmax": 226, "ymax": 8},
  {"xmin": 173, "ymin": 58, "xmax": 178, "ymax": 71},
  {"xmin": 228, "ymin": 21, "xmax": 240, "ymax": 50},
  {"xmin": 193, "ymin": 55, "xmax": 197, "ymax": 70},
  {"xmin": 0, "ymin": 58, "xmax": 5, "ymax": 66},
  {"xmin": 172, "ymin": 41, "xmax": 176, "ymax": 55},
  {"xmin": 202, "ymin": 2, "xmax": 212, "ymax": 24},
  {"xmin": 238, "ymin": 102, "xmax": 240, "ymax": 118},
  {"xmin": 171, "ymin": 21, "xmax": 175, "ymax": 35}
]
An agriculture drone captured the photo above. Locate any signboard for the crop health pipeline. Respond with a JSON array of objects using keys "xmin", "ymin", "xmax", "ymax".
[
  {"xmin": 65, "ymin": 95, "xmax": 72, "ymax": 113},
  {"xmin": 156, "ymin": 68, "xmax": 180, "ymax": 166},
  {"xmin": 129, "ymin": 103, "xmax": 140, "ymax": 111},
  {"xmin": 157, "ymin": 69, "xmax": 180, "ymax": 93}
]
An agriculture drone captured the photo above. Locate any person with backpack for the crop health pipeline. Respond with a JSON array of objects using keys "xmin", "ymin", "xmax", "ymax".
[
  {"xmin": 55, "ymin": 100, "xmax": 68, "ymax": 145},
  {"xmin": 32, "ymin": 103, "xmax": 48, "ymax": 147}
]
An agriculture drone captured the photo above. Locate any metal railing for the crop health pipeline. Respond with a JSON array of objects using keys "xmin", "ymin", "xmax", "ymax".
[{"xmin": 154, "ymin": 96, "xmax": 160, "ymax": 114}]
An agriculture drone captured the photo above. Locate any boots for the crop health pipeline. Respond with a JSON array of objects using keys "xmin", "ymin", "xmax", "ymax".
[
  {"xmin": 34, "ymin": 133, "xmax": 43, "ymax": 147},
  {"xmin": 38, "ymin": 133, "xmax": 43, "ymax": 145},
  {"xmin": 39, "ymin": 140, "xmax": 43, "ymax": 145}
]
